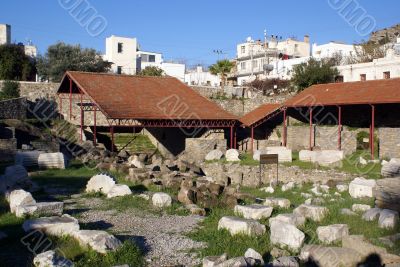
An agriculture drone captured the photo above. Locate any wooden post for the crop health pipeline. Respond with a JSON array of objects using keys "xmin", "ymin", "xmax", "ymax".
[
  {"xmin": 370, "ymin": 105, "xmax": 375, "ymax": 159},
  {"xmin": 251, "ymin": 126, "xmax": 254, "ymax": 154},
  {"xmin": 93, "ymin": 106, "xmax": 97, "ymax": 146},
  {"xmin": 309, "ymin": 107, "xmax": 313, "ymax": 151},
  {"xmin": 283, "ymin": 108, "xmax": 287, "ymax": 147},
  {"xmin": 338, "ymin": 106, "xmax": 342, "ymax": 150}
]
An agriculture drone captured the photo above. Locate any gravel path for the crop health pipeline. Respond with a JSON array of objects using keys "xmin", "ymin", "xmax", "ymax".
[{"xmin": 65, "ymin": 197, "xmax": 206, "ymax": 266}]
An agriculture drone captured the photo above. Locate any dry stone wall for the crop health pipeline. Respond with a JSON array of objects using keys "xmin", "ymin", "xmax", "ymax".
[
  {"xmin": 0, "ymin": 98, "xmax": 27, "ymax": 120},
  {"xmin": 0, "ymin": 81, "xmax": 59, "ymax": 101},
  {"xmin": 379, "ymin": 128, "xmax": 400, "ymax": 159},
  {"xmin": 286, "ymin": 125, "xmax": 359, "ymax": 155}
]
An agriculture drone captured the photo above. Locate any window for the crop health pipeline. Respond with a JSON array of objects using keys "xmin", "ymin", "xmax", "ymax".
[
  {"xmin": 335, "ymin": 75, "xmax": 344, "ymax": 83},
  {"xmin": 149, "ymin": 55, "xmax": 156, "ymax": 62},
  {"xmin": 253, "ymin": 60, "xmax": 258, "ymax": 68},
  {"xmin": 117, "ymin": 43, "xmax": 123, "ymax": 53},
  {"xmin": 240, "ymin": 62, "xmax": 246, "ymax": 70},
  {"xmin": 241, "ymin": 45, "xmax": 245, "ymax": 54},
  {"xmin": 384, "ymin": 71, "xmax": 390, "ymax": 79},
  {"xmin": 117, "ymin": 66, "xmax": 122, "ymax": 74},
  {"xmin": 360, "ymin": 74, "xmax": 366, "ymax": 81}
]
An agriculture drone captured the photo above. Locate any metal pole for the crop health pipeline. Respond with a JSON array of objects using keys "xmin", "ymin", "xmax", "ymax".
[
  {"xmin": 309, "ymin": 107, "xmax": 313, "ymax": 151},
  {"xmin": 80, "ymin": 93, "xmax": 83, "ymax": 142},
  {"xmin": 371, "ymin": 105, "xmax": 375, "ymax": 160},
  {"xmin": 251, "ymin": 126, "xmax": 254, "ymax": 154},
  {"xmin": 69, "ymin": 79, "xmax": 72, "ymax": 120},
  {"xmin": 111, "ymin": 126, "xmax": 114, "ymax": 153},
  {"xmin": 283, "ymin": 108, "xmax": 287, "ymax": 147},
  {"xmin": 93, "ymin": 106, "xmax": 97, "ymax": 146},
  {"xmin": 338, "ymin": 106, "xmax": 342, "ymax": 150},
  {"xmin": 234, "ymin": 128, "xmax": 237, "ymax": 149}
]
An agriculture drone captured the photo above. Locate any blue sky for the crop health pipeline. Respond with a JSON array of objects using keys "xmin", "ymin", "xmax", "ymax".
[{"xmin": 1, "ymin": 0, "xmax": 399, "ymax": 67}]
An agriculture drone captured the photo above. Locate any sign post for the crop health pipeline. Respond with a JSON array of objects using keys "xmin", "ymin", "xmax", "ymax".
[{"xmin": 259, "ymin": 154, "xmax": 279, "ymax": 186}]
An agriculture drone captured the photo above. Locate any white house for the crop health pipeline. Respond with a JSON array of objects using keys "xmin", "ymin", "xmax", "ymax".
[
  {"xmin": 312, "ymin": 41, "xmax": 358, "ymax": 66},
  {"xmin": 137, "ymin": 51, "xmax": 163, "ymax": 72},
  {"xmin": 104, "ymin": 35, "xmax": 185, "ymax": 81},
  {"xmin": 185, "ymin": 65, "xmax": 221, "ymax": 86},
  {"xmin": 336, "ymin": 44, "xmax": 400, "ymax": 82},
  {"xmin": 161, "ymin": 62, "xmax": 185, "ymax": 82},
  {"xmin": 104, "ymin": 35, "xmax": 139, "ymax": 75},
  {"xmin": 0, "ymin": 24, "xmax": 11, "ymax": 45},
  {"xmin": 235, "ymin": 35, "xmax": 311, "ymax": 84}
]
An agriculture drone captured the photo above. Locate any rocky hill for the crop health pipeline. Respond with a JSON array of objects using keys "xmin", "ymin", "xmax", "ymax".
[{"xmin": 370, "ymin": 24, "xmax": 400, "ymax": 44}]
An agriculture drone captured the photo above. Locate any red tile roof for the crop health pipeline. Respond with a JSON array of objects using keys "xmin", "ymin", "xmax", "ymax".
[
  {"xmin": 284, "ymin": 78, "xmax": 400, "ymax": 107},
  {"xmin": 58, "ymin": 71, "xmax": 237, "ymax": 121},
  {"xmin": 240, "ymin": 103, "xmax": 282, "ymax": 127}
]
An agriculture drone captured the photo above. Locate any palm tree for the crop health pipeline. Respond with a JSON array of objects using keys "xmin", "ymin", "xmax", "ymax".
[{"xmin": 209, "ymin": 59, "xmax": 234, "ymax": 90}]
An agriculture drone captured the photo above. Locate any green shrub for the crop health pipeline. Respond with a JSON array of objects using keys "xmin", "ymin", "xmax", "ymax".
[{"xmin": 0, "ymin": 80, "xmax": 20, "ymax": 100}]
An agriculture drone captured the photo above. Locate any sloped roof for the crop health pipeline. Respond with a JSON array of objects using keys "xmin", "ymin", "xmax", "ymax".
[
  {"xmin": 58, "ymin": 71, "xmax": 237, "ymax": 121},
  {"xmin": 284, "ymin": 78, "xmax": 400, "ymax": 107},
  {"xmin": 240, "ymin": 103, "xmax": 282, "ymax": 127}
]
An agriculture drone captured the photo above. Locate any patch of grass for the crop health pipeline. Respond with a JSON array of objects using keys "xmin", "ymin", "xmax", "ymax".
[
  {"xmin": 285, "ymin": 150, "xmax": 382, "ymax": 179},
  {"xmin": 339, "ymin": 151, "xmax": 382, "ymax": 179},
  {"xmin": 109, "ymin": 133, "xmax": 156, "ymax": 154},
  {"xmin": 31, "ymin": 160, "xmax": 98, "ymax": 198},
  {"xmin": 50, "ymin": 237, "xmax": 145, "ymax": 267},
  {"xmin": 188, "ymin": 208, "xmax": 272, "ymax": 261}
]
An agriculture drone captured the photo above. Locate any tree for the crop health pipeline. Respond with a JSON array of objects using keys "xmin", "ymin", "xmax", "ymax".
[
  {"xmin": 209, "ymin": 59, "xmax": 234, "ymax": 89},
  {"xmin": 137, "ymin": 66, "xmax": 164, "ymax": 76},
  {"xmin": 347, "ymin": 41, "xmax": 388, "ymax": 64},
  {"xmin": 0, "ymin": 44, "xmax": 36, "ymax": 81},
  {"xmin": 36, "ymin": 42, "xmax": 111, "ymax": 82},
  {"xmin": 0, "ymin": 80, "xmax": 20, "ymax": 100},
  {"xmin": 291, "ymin": 58, "xmax": 339, "ymax": 91}
]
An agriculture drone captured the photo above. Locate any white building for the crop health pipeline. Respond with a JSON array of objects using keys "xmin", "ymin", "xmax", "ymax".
[
  {"xmin": 137, "ymin": 51, "xmax": 163, "ymax": 71},
  {"xmin": 104, "ymin": 35, "xmax": 185, "ymax": 81},
  {"xmin": 185, "ymin": 65, "xmax": 221, "ymax": 86},
  {"xmin": 104, "ymin": 35, "xmax": 139, "ymax": 75},
  {"xmin": 312, "ymin": 41, "xmax": 357, "ymax": 64},
  {"xmin": 161, "ymin": 62, "xmax": 185, "ymax": 82},
  {"xmin": 336, "ymin": 43, "xmax": 400, "ymax": 82},
  {"xmin": 0, "ymin": 24, "xmax": 11, "ymax": 45},
  {"xmin": 235, "ymin": 35, "xmax": 311, "ymax": 84}
]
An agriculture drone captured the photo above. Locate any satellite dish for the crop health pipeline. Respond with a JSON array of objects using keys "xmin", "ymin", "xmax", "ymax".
[{"xmin": 263, "ymin": 64, "xmax": 274, "ymax": 72}]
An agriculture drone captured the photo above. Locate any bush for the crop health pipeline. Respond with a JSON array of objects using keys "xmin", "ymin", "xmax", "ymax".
[{"xmin": 0, "ymin": 80, "xmax": 20, "ymax": 100}]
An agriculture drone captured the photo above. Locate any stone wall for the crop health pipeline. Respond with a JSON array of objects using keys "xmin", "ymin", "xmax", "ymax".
[
  {"xmin": 201, "ymin": 162, "xmax": 354, "ymax": 188},
  {"xmin": 0, "ymin": 97, "xmax": 27, "ymax": 120},
  {"xmin": 286, "ymin": 125, "xmax": 359, "ymax": 155},
  {"xmin": 185, "ymin": 138, "xmax": 227, "ymax": 163},
  {"xmin": 0, "ymin": 81, "xmax": 59, "ymax": 101},
  {"xmin": 379, "ymin": 127, "xmax": 400, "ymax": 159},
  {"xmin": 212, "ymin": 95, "xmax": 290, "ymax": 116}
]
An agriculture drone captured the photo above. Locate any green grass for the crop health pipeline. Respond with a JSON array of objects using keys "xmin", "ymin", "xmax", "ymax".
[
  {"xmin": 285, "ymin": 150, "xmax": 382, "ymax": 179},
  {"xmin": 31, "ymin": 160, "xmax": 98, "ymax": 199},
  {"xmin": 108, "ymin": 133, "xmax": 156, "ymax": 154},
  {"xmin": 189, "ymin": 183, "xmax": 400, "ymax": 261},
  {"xmin": 188, "ymin": 208, "xmax": 273, "ymax": 261},
  {"xmin": 49, "ymin": 237, "xmax": 145, "ymax": 267}
]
